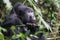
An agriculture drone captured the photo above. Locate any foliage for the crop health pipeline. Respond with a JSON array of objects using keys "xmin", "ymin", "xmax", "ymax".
[{"xmin": 0, "ymin": 0, "xmax": 60, "ymax": 40}]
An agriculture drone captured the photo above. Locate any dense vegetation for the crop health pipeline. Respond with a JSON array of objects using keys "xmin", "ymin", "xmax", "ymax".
[{"xmin": 0, "ymin": 0, "xmax": 60, "ymax": 40}]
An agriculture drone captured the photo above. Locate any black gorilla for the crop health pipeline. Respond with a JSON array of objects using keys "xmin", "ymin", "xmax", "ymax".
[
  {"xmin": 1, "ymin": 2, "xmax": 46, "ymax": 40},
  {"xmin": 1, "ymin": 2, "xmax": 38, "ymax": 36},
  {"xmin": 11, "ymin": 3, "xmax": 36, "ymax": 24}
]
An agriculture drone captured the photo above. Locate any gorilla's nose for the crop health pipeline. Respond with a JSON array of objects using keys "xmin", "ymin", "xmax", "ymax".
[{"xmin": 30, "ymin": 16, "xmax": 36, "ymax": 23}]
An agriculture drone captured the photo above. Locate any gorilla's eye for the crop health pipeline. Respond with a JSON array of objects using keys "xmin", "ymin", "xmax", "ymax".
[{"xmin": 28, "ymin": 11, "xmax": 33, "ymax": 13}]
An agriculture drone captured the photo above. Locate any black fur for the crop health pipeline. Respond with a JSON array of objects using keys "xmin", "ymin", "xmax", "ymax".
[
  {"xmin": 1, "ymin": 2, "xmax": 36, "ymax": 37},
  {"xmin": 1, "ymin": 2, "xmax": 46, "ymax": 40}
]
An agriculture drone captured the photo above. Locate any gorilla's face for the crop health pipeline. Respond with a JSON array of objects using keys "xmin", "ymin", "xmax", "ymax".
[
  {"xmin": 14, "ymin": 3, "xmax": 36, "ymax": 24},
  {"xmin": 24, "ymin": 10, "xmax": 36, "ymax": 23}
]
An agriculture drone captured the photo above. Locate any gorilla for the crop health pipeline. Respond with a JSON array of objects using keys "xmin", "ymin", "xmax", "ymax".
[
  {"xmin": 1, "ymin": 2, "xmax": 46, "ymax": 40},
  {"xmin": 1, "ymin": 2, "xmax": 37, "ymax": 36},
  {"xmin": 11, "ymin": 3, "xmax": 36, "ymax": 24}
]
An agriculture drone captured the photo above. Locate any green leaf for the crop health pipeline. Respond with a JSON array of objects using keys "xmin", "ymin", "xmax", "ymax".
[
  {"xmin": 12, "ymin": 34, "xmax": 20, "ymax": 39},
  {"xmin": 0, "ymin": 32, "xmax": 4, "ymax": 39},
  {"xmin": 25, "ymin": 30, "xmax": 30, "ymax": 37},
  {"xmin": 10, "ymin": 25, "xmax": 16, "ymax": 31},
  {"xmin": 0, "ymin": 27, "xmax": 7, "ymax": 32},
  {"xmin": 20, "ymin": 33, "xmax": 25, "ymax": 40}
]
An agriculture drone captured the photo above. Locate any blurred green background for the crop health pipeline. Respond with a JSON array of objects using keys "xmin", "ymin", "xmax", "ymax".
[{"xmin": 0, "ymin": 0, "xmax": 60, "ymax": 40}]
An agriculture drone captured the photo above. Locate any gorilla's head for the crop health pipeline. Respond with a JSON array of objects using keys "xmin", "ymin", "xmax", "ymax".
[{"xmin": 13, "ymin": 3, "xmax": 36, "ymax": 24}]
